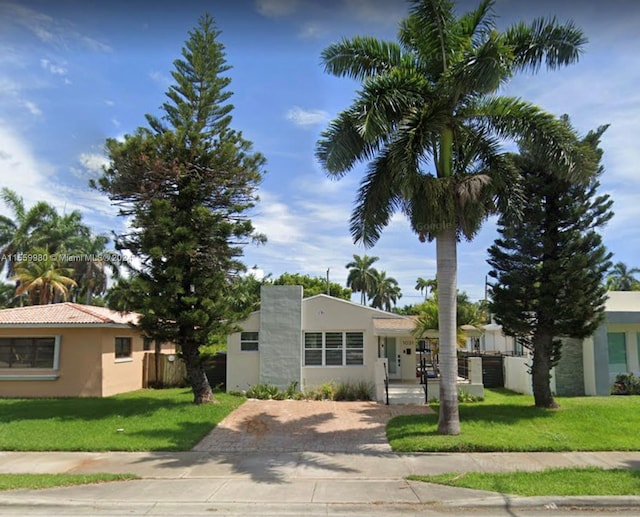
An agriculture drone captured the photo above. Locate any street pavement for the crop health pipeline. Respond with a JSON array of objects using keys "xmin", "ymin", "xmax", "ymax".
[{"xmin": 1, "ymin": 450, "xmax": 640, "ymax": 516}]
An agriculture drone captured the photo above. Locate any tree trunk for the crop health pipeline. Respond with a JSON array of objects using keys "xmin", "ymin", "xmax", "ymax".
[
  {"xmin": 181, "ymin": 340, "xmax": 215, "ymax": 404},
  {"xmin": 436, "ymin": 228, "xmax": 461, "ymax": 435},
  {"xmin": 531, "ymin": 330, "xmax": 558, "ymax": 408}
]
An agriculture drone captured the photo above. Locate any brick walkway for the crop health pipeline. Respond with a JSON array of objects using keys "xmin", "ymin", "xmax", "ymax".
[{"xmin": 193, "ymin": 399, "xmax": 432, "ymax": 453}]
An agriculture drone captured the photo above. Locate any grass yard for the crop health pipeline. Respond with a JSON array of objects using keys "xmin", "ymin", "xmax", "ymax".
[
  {"xmin": 388, "ymin": 389, "xmax": 640, "ymax": 452},
  {"xmin": 408, "ymin": 467, "xmax": 640, "ymax": 496},
  {"xmin": 0, "ymin": 388, "xmax": 244, "ymax": 451},
  {"xmin": 0, "ymin": 473, "xmax": 138, "ymax": 491}
]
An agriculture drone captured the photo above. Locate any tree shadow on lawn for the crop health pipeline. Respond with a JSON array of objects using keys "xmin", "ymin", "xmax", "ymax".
[{"xmin": 388, "ymin": 402, "xmax": 555, "ymax": 440}]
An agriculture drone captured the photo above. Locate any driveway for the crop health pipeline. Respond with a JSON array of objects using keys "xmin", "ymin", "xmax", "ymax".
[{"xmin": 193, "ymin": 399, "xmax": 432, "ymax": 453}]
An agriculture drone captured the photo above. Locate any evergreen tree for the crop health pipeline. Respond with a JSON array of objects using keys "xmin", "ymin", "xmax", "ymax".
[
  {"xmin": 93, "ymin": 15, "xmax": 265, "ymax": 404},
  {"xmin": 273, "ymin": 272, "xmax": 352, "ymax": 300},
  {"xmin": 487, "ymin": 121, "xmax": 613, "ymax": 408}
]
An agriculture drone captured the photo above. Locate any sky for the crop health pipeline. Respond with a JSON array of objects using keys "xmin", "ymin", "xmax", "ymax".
[{"xmin": 1, "ymin": 0, "xmax": 639, "ymax": 306}]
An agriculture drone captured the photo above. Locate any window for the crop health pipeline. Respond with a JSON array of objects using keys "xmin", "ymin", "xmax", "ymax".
[
  {"xmin": 607, "ymin": 332, "xmax": 627, "ymax": 378},
  {"xmin": 240, "ymin": 332, "xmax": 259, "ymax": 351},
  {"xmin": 0, "ymin": 337, "xmax": 57, "ymax": 369},
  {"xmin": 303, "ymin": 331, "xmax": 364, "ymax": 366},
  {"xmin": 115, "ymin": 337, "xmax": 132, "ymax": 359}
]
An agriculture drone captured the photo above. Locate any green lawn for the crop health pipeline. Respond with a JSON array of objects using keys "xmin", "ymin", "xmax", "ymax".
[
  {"xmin": 0, "ymin": 388, "xmax": 244, "ymax": 451},
  {"xmin": 408, "ymin": 468, "xmax": 640, "ymax": 496},
  {"xmin": 388, "ymin": 389, "xmax": 640, "ymax": 452},
  {"xmin": 0, "ymin": 473, "xmax": 138, "ymax": 491}
]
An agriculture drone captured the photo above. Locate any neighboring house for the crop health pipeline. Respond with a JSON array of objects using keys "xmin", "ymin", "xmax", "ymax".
[
  {"xmin": 227, "ymin": 285, "xmax": 483, "ymax": 401},
  {"xmin": 0, "ymin": 303, "xmax": 173, "ymax": 398},
  {"xmin": 479, "ymin": 292, "xmax": 640, "ymax": 396}
]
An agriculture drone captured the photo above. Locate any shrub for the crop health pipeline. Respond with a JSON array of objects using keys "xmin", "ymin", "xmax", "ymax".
[
  {"xmin": 246, "ymin": 384, "xmax": 281, "ymax": 399},
  {"xmin": 334, "ymin": 381, "xmax": 373, "ymax": 401},
  {"xmin": 611, "ymin": 373, "xmax": 640, "ymax": 395}
]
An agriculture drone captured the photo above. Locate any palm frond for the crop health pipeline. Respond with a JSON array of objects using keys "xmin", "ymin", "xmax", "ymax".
[
  {"xmin": 349, "ymin": 153, "xmax": 404, "ymax": 247},
  {"xmin": 315, "ymin": 107, "xmax": 381, "ymax": 176},
  {"xmin": 504, "ymin": 17, "xmax": 587, "ymax": 73},
  {"xmin": 321, "ymin": 37, "xmax": 404, "ymax": 80},
  {"xmin": 456, "ymin": 0, "xmax": 495, "ymax": 44},
  {"xmin": 400, "ymin": 0, "xmax": 457, "ymax": 71}
]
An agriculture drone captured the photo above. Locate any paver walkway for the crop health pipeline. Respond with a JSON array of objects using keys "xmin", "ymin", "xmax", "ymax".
[{"xmin": 193, "ymin": 399, "xmax": 432, "ymax": 453}]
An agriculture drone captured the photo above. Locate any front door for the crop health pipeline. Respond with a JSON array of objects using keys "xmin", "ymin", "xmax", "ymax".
[{"xmin": 384, "ymin": 337, "xmax": 401, "ymax": 380}]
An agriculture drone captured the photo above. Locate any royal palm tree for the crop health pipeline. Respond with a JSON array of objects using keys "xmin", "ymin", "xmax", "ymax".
[
  {"xmin": 415, "ymin": 276, "xmax": 437, "ymax": 299},
  {"xmin": 316, "ymin": 0, "xmax": 585, "ymax": 434},
  {"xmin": 369, "ymin": 270, "xmax": 402, "ymax": 311},
  {"xmin": 12, "ymin": 247, "xmax": 77, "ymax": 305},
  {"xmin": 0, "ymin": 188, "xmax": 56, "ymax": 278},
  {"xmin": 345, "ymin": 254, "xmax": 379, "ymax": 304},
  {"xmin": 606, "ymin": 262, "xmax": 640, "ymax": 291}
]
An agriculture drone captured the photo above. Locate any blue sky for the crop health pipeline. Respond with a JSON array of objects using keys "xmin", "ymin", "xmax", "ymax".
[{"xmin": 1, "ymin": 0, "xmax": 639, "ymax": 306}]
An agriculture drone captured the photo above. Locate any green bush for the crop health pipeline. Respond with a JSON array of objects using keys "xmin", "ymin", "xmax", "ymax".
[
  {"xmin": 243, "ymin": 380, "xmax": 373, "ymax": 401},
  {"xmin": 333, "ymin": 381, "xmax": 373, "ymax": 401},
  {"xmin": 611, "ymin": 373, "xmax": 640, "ymax": 395}
]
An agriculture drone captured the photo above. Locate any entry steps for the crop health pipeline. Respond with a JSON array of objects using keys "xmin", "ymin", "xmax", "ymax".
[{"xmin": 387, "ymin": 382, "xmax": 431, "ymax": 405}]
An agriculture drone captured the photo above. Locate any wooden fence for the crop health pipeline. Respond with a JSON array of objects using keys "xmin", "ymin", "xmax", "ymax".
[{"xmin": 143, "ymin": 353, "xmax": 187, "ymax": 388}]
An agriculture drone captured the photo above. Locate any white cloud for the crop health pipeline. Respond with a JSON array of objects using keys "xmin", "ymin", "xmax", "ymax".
[
  {"xmin": 149, "ymin": 70, "xmax": 172, "ymax": 89},
  {"xmin": 40, "ymin": 58, "xmax": 67, "ymax": 76},
  {"xmin": 78, "ymin": 152, "xmax": 109, "ymax": 175},
  {"xmin": 285, "ymin": 106, "xmax": 330, "ymax": 126},
  {"xmin": 298, "ymin": 22, "xmax": 326, "ymax": 39},
  {"xmin": 0, "ymin": 2, "xmax": 111, "ymax": 52},
  {"xmin": 343, "ymin": 0, "xmax": 407, "ymax": 27},
  {"xmin": 23, "ymin": 100, "xmax": 41, "ymax": 116},
  {"xmin": 255, "ymin": 0, "xmax": 299, "ymax": 17}
]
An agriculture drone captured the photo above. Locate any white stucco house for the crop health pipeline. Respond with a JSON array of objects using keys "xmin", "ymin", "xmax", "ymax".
[
  {"xmin": 226, "ymin": 285, "xmax": 483, "ymax": 402},
  {"xmin": 469, "ymin": 291, "xmax": 640, "ymax": 396}
]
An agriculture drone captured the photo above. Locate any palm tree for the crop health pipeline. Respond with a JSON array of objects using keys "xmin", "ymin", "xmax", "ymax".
[
  {"xmin": 369, "ymin": 270, "xmax": 402, "ymax": 311},
  {"xmin": 345, "ymin": 254, "xmax": 379, "ymax": 304},
  {"xmin": 606, "ymin": 262, "xmax": 640, "ymax": 291},
  {"xmin": 69, "ymin": 234, "xmax": 121, "ymax": 304},
  {"xmin": 316, "ymin": 0, "xmax": 585, "ymax": 434},
  {"xmin": 415, "ymin": 276, "xmax": 437, "ymax": 300},
  {"xmin": 12, "ymin": 247, "xmax": 77, "ymax": 305},
  {"xmin": 0, "ymin": 188, "xmax": 56, "ymax": 278}
]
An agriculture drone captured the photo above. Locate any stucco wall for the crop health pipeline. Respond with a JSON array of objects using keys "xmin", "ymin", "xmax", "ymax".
[
  {"xmin": 0, "ymin": 327, "xmax": 102, "ymax": 397},
  {"xmin": 259, "ymin": 286, "xmax": 303, "ymax": 389},
  {"xmin": 503, "ymin": 355, "xmax": 556, "ymax": 396},
  {"xmin": 226, "ymin": 312, "xmax": 260, "ymax": 391},
  {"xmin": 100, "ymin": 328, "xmax": 147, "ymax": 397}
]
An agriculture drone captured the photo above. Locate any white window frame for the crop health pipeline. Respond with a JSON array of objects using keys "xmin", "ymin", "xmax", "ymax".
[
  {"xmin": 240, "ymin": 331, "xmax": 259, "ymax": 352},
  {"xmin": 0, "ymin": 336, "xmax": 61, "ymax": 370},
  {"xmin": 303, "ymin": 331, "xmax": 364, "ymax": 367}
]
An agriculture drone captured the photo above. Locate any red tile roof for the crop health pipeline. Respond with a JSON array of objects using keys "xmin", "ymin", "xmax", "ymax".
[{"xmin": 0, "ymin": 303, "xmax": 140, "ymax": 326}]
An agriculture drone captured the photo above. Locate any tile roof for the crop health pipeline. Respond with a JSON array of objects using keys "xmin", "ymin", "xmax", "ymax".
[
  {"xmin": 372, "ymin": 317, "xmax": 416, "ymax": 332},
  {"xmin": 0, "ymin": 303, "xmax": 140, "ymax": 326}
]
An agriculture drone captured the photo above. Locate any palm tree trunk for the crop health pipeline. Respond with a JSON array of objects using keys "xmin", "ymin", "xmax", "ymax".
[{"xmin": 436, "ymin": 228, "xmax": 461, "ymax": 435}]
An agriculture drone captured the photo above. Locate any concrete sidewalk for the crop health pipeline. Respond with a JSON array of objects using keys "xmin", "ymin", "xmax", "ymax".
[{"xmin": 0, "ymin": 450, "xmax": 639, "ymax": 515}]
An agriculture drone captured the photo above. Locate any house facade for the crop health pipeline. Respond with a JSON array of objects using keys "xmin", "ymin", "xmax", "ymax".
[
  {"xmin": 227, "ymin": 285, "xmax": 484, "ymax": 401},
  {"xmin": 227, "ymin": 286, "xmax": 423, "ymax": 394},
  {"xmin": 481, "ymin": 291, "xmax": 640, "ymax": 396},
  {"xmin": 0, "ymin": 303, "xmax": 173, "ymax": 398}
]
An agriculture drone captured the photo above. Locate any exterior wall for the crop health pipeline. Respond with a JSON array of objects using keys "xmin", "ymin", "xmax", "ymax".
[
  {"xmin": 226, "ymin": 311, "xmax": 260, "ymax": 391},
  {"xmin": 0, "ymin": 327, "xmax": 102, "ymax": 397},
  {"xmin": 259, "ymin": 286, "xmax": 303, "ymax": 389},
  {"xmin": 301, "ymin": 296, "xmax": 400, "ymax": 390},
  {"xmin": 100, "ymin": 328, "xmax": 148, "ymax": 397},
  {"xmin": 582, "ymin": 337, "xmax": 597, "ymax": 396},
  {"xmin": 554, "ymin": 338, "xmax": 585, "ymax": 396},
  {"xmin": 481, "ymin": 329, "xmax": 516, "ymax": 353},
  {"xmin": 503, "ymin": 355, "xmax": 556, "ymax": 396}
]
